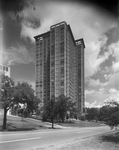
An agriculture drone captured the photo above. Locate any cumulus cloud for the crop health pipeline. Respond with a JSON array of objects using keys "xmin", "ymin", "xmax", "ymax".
[
  {"xmin": 85, "ymin": 40, "xmax": 113, "ymax": 76},
  {"xmin": 112, "ymin": 62, "xmax": 119, "ymax": 73},
  {"xmin": 98, "ymin": 24, "xmax": 119, "ymax": 56},
  {"xmin": 2, "ymin": 44, "xmax": 34, "ymax": 66},
  {"xmin": 85, "ymin": 23, "xmax": 119, "ymax": 106},
  {"xmin": 108, "ymin": 42, "xmax": 119, "ymax": 73},
  {"xmin": 19, "ymin": 1, "xmax": 116, "ymax": 42},
  {"xmin": 85, "ymin": 89, "xmax": 95, "ymax": 95},
  {"xmin": 85, "ymin": 77, "xmax": 107, "ymax": 91},
  {"xmin": 3, "ymin": 0, "xmax": 118, "ymax": 107},
  {"xmin": 109, "ymin": 88, "xmax": 118, "ymax": 94},
  {"xmin": 85, "ymin": 101, "xmax": 103, "ymax": 108},
  {"xmin": 106, "ymin": 72, "xmax": 119, "ymax": 91},
  {"xmin": 18, "ymin": 1, "xmax": 117, "ymax": 78}
]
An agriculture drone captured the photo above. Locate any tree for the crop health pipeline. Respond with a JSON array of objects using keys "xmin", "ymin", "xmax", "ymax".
[
  {"xmin": 85, "ymin": 107, "xmax": 99, "ymax": 121},
  {"xmin": 56, "ymin": 95, "xmax": 68, "ymax": 122},
  {"xmin": 100, "ymin": 101, "xmax": 119, "ymax": 129},
  {"xmin": 67, "ymin": 98, "xmax": 78, "ymax": 119},
  {"xmin": 0, "ymin": 75, "xmax": 15, "ymax": 130},
  {"xmin": 98, "ymin": 105, "xmax": 110, "ymax": 121},
  {"xmin": 14, "ymin": 82, "xmax": 39, "ymax": 119},
  {"xmin": 42, "ymin": 95, "xmax": 57, "ymax": 128}
]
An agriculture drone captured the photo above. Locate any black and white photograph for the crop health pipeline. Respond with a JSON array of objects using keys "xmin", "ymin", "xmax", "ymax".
[{"xmin": 0, "ymin": 0, "xmax": 119, "ymax": 149}]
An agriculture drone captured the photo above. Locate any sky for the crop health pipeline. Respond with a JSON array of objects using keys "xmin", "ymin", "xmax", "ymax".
[{"xmin": 0, "ymin": 0, "xmax": 119, "ymax": 107}]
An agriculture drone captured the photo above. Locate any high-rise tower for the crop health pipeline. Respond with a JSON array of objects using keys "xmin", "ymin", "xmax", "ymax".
[{"xmin": 34, "ymin": 21, "xmax": 85, "ymax": 115}]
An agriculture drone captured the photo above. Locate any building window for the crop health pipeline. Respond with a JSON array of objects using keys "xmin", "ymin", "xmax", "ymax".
[
  {"xmin": 60, "ymin": 47, "xmax": 64, "ymax": 54},
  {"xmin": 3, "ymin": 66, "xmax": 6, "ymax": 71},
  {"xmin": 51, "ymin": 61, "xmax": 55, "ymax": 67},
  {"xmin": 6, "ymin": 67, "xmax": 9, "ymax": 72},
  {"xmin": 51, "ymin": 69, "xmax": 55, "ymax": 74},
  {"xmin": 60, "ymin": 88, "xmax": 64, "ymax": 94},
  {"xmin": 60, "ymin": 25, "xmax": 64, "ymax": 30},
  {"xmin": 60, "ymin": 67, "xmax": 64, "ymax": 74},
  {"xmin": 51, "ymin": 45, "xmax": 55, "ymax": 56},
  {"xmin": 60, "ymin": 60, "xmax": 64, "ymax": 66},
  {"xmin": 60, "ymin": 81, "xmax": 64, "ymax": 86},
  {"xmin": 51, "ymin": 81, "xmax": 55, "ymax": 87},
  {"xmin": 60, "ymin": 54, "xmax": 64, "ymax": 58},
  {"xmin": 60, "ymin": 74, "xmax": 64, "ymax": 78}
]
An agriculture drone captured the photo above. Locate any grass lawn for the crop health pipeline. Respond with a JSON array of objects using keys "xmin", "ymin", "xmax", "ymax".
[
  {"xmin": 57, "ymin": 119, "xmax": 105, "ymax": 127},
  {"xmin": 0, "ymin": 114, "xmax": 105, "ymax": 131},
  {"xmin": 0, "ymin": 115, "xmax": 48, "ymax": 131}
]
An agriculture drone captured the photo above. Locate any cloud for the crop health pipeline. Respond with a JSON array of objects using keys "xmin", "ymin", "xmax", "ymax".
[
  {"xmin": 85, "ymin": 89, "xmax": 95, "ymax": 95},
  {"xmin": 85, "ymin": 77, "xmax": 107, "ymax": 91},
  {"xmin": 2, "ymin": 44, "xmax": 34, "ymax": 65},
  {"xmin": 110, "ymin": 41, "xmax": 119, "ymax": 62},
  {"xmin": 112, "ymin": 62, "xmax": 119, "ymax": 73},
  {"xmin": 19, "ymin": 1, "xmax": 115, "ymax": 41},
  {"xmin": 109, "ymin": 88, "xmax": 118, "ymax": 94},
  {"xmin": 3, "ymin": 0, "xmax": 118, "ymax": 108},
  {"xmin": 85, "ymin": 72, "xmax": 119, "ymax": 106},
  {"xmin": 18, "ymin": 1, "xmax": 117, "ymax": 78},
  {"xmin": 104, "ymin": 73, "xmax": 111, "ymax": 80},
  {"xmin": 86, "ymin": 25, "xmax": 118, "ymax": 77},
  {"xmin": 1, "ymin": 0, "xmax": 32, "ymax": 13},
  {"xmin": 85, "ymin": 101, "xmax": 102, "ymax": 108},
  {"xmin": 0, "ymin": 27, "xmax": 3, "ymax": 31},
  {"xmin": 85, "ymin": 41, "xmax": 113, "ymax": 77},
  {"xmin": 105, "ymin": 25, "xmax": 119, "ymax": 46},
  {"xmin": 98, "ymin": 24, "xmax": 119, "ymax": 56},
  {"xmin": 106, "ymin": 72, "xmax": 119, "ymax": 91},
  {"xmin": 85, "ymin": 24, "xmax": 119, "ymax": 106}
]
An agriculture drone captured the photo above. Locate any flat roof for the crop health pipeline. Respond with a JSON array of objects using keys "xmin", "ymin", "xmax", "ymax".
[
  {"xmin": 75, "ymin": 38, "xmax": 85, "ymax": 48},
  {"xmin": 50, "ymin": 21, "xmax": 66, "ymax": 28},
  {"xmin": 34, "ymin": 22, "xmax": 85, "ymax": 48},
  {"xmin": 34, "ymin": 31, "xmax": 50, "ymax": 39}
]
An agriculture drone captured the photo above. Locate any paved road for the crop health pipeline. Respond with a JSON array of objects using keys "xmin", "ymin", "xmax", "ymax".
[{"xmin": 0, "ymin": 126, "xmax": 110, "ymax": 150}]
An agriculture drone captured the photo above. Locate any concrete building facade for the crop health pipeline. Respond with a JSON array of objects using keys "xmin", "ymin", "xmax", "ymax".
[
  {"xmin": 34, "ymin": 21, "xmax": 85, "ymax": 114},
  {"xmin": 0, "ymin": 64, "xmax": 10, "ymax": 77}
]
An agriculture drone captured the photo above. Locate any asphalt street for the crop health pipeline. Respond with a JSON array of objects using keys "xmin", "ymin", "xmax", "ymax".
[{"xmin": 0, "ymin": 126, "xmax": 110, "ymax": 150}]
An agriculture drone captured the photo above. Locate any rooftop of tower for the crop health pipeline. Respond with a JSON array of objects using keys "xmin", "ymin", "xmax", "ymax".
[{"xmin": 34, "ymin": 21, "xmax": 85, "ymax": 48}]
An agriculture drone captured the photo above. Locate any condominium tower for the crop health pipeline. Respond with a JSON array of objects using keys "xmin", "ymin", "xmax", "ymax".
[{"xmin": 34, "ymin": 21, "xmax": 85, "ymax": 115}]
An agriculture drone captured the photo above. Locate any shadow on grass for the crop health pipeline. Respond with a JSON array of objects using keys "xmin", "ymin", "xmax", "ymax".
[{"xmin": 100, "ymin": 132, "xmax": 119, "ymax": 144}]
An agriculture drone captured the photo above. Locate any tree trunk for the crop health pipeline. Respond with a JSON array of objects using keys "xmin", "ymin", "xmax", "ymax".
[
  {"xmin": 51, "ymin": 118, "xmax": 54, "ymax": 129},
  {"xmin": 2, "ymin": 107, "xmax": 8, "ymax": 130}
]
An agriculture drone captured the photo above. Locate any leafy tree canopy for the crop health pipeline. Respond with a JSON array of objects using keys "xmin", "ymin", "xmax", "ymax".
[
  {"xmin": 0, "ymin": 75, "xmax": 15, "ymax": 110},
  {"xmin": 14, "ymin": 82, "xmax": 39, "ymax": 114}
]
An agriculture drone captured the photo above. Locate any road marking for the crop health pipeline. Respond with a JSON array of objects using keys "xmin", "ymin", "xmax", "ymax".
[
  {"xmin": 0, "ymin": 131, "xmax": 42, "ymax": 136},
  {"xmin": 0, "ymin": 137, "xmax": 41, "ymax": 144},
  {"xmin": 76, "ymin": 131, "xmax": 90, "ymax": 133}
]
